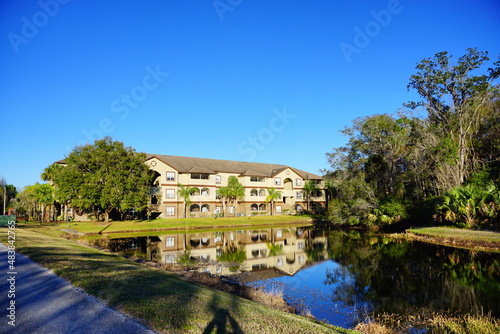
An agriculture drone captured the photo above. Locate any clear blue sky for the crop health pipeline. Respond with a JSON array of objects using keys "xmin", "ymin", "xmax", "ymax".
[{"xmin": 1, "ymin": 0, "xmax": 499, "ymax": 190}]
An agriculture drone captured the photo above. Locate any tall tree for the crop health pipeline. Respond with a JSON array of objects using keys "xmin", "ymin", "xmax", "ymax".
[
  {"xmin": 45, "ymin": 137, "xmax": 153, "ymax": 222},
  {"xmin": 266, "ymin": 187, "xmax": 282, "ymax": 216},
  {"xmin": 12, "ymin": 186, "xmax": 38, "ymax": 220},
  {"xmin": 0, "ymin": 177, "xmax": 17, "ymax": 214},
  {"xmin": 406, "ymin": 48, "xmax": 499, "ymax": 190}
]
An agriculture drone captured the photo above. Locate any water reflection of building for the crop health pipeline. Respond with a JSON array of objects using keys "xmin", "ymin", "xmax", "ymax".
[{"xmin": 105, "ymin": 227, "xmax": 330, "ymax": 277}]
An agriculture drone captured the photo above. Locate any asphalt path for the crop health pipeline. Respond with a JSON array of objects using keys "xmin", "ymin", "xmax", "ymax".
[{"xmin": 0, "ymin": 243, "xmax": 157, "ymax": 334}]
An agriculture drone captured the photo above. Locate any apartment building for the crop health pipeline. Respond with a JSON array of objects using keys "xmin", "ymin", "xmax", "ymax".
[{"xmin": 146, "ymin": 154, "xmax": 324, "ymax": 219}]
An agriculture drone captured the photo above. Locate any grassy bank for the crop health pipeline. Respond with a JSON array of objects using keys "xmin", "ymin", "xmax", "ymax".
[
  {"xmin": 54, "ymin": 215, "xmax": 315, "ymax": 234},
  {"xmin": 406, "ymin": 227, "xmax": 500, "ymax": 252},
  {"xmin": 354, "ymin": 310, "xmax": 500, "ymax": 334},
  {"xmin": 0, "ymin": 226, "xmax": 354, "ymax": 334}
]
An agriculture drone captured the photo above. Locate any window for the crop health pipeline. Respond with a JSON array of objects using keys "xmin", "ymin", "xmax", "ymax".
[
  {"xmin": 298, "ymin": 242, "xmax": 304, "ymax": 250},
  {"xmin": 296, "ymin": 178, "xmax": 302, "ymax": 186},
  {"xmin": 215, "ymin": 175, "xmax": 221, "ymax": 184},
  {"xmin": 276, "ymin": 229, "xmax": 283, "ymax": 238},
  {"xmin": 276, "ymin": 205, "xmax": 282, "ymax": 213},
  {"xmin": 166, "ymin": 207, "xmax": 175, "ymax": 216},
  {"xmin": 259, "ymin": 203, "xmax": 266, "ymax": 211},
  {"xmin": 274, "ymin": 177, "xmax": 281, "ymax": 185},
  {"xmin": 259, "ymin": 189, "xmax": 266, "ymax": 196},
  {"xmin": 201, "ymin": 204, "xmax": 210, "ymax": 212},
  {"xmin": 166, "ymin": 189, "xmax": 175, "ymax": 199},
  {"xmin": 191, "ymin": 173, "xmax": 209, "ymax": 180},
  {"xmin": 201, "ymin": 188, "xmax": 209, "ymax": 196},
  {"xmin": 190, "ymin": 204, "xmax": 200, "ymax": 212},
  {"xmin": 296, "ymin": 191, "xmax": 303, "ymax": 200},
  {"xmin": 215, "ymin": 206, "xmax": 221, "ymax": 214},
  {"xmin": 277, "ymin": 258, "xmax": 283, "ymax": 267},
  {"xmin": 250, "ymin": 176, "xmax": 265, "ymax": 182},
  {"xmin": 251, "ymin": 204, "xmax": 258, "ymax": 211},
  {"xmin": 190, "ymin": 187, "xmax": 200, "ymax": 196},
  {"xmin": 166, "ymin": 172, "xmax": 175, "ymax": 181},
  {"xmin": 250, "ymin": 189, "xmax": 258, "ymax": 196},
  {"xmin": 166, "ymin": 237, "xmax": 175, "ymax": 247}
]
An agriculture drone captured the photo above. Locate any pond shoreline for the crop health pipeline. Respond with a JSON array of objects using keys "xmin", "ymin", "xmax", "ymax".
[
  {"xmin": 93, "ymin": 221, "xmax": 315, "ymax": 235},
  {"xmin": 404, "ymin": 227, "xmax": 500, "ymax": 253}
]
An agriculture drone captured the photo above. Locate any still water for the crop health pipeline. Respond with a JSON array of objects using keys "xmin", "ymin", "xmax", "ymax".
[{"xmin": 91, "ymin": 226, "xmax": 500, "ymax": 328}]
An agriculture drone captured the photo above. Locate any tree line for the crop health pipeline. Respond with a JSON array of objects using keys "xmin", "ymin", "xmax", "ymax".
[{"xmin": 324, "ymin": 48, "xmax": 500, "ymax": 229}]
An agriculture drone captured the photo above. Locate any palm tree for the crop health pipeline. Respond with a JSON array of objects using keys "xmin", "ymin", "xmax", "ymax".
[
  {"xmin": 266, "ymin": 187, "xmax": 282, "ymax": 216},
  {"xmin": 303, "ymin": 180, "xmax": 319, "ymax": 212},
  {"xmin": 227, "ymin": 176, "xmax": 245, "ymax": 216},
  {"xmin": 177, "ymin": 184, "xmax": 196, "ymax": 218},
  {"xmin": 217, "ymin": 186, "xmax": 231, "ymax": 216},
  {"xmin": 31, "ymin": 183, "xmax": 54, "ymax": 223}
]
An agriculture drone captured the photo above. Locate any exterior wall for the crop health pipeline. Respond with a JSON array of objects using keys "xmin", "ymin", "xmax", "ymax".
[{"xmin": 146, "ymin": 158, "xmax": 325, "ymax": 219}]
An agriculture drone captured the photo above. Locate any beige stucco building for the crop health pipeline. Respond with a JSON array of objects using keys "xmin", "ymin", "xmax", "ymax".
[{"xmin": 146, "ymin": 154, "xmax": 324, "ymax": 219}]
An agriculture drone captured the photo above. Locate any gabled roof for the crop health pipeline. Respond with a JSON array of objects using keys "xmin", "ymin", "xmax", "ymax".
[{"xmin": 146, "ymin": 154, "xmax": 322, "ymax": 180}]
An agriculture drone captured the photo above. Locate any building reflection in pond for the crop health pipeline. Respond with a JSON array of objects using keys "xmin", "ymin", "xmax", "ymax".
[{"xmin": 100, "ymin": 227, "xmax": 329, "ymax": 278}]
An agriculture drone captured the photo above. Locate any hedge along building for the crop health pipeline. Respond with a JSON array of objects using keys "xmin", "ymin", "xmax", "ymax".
[{"xmin": 146, "ymin": 154, "xmax": 324, "ymax": 219}]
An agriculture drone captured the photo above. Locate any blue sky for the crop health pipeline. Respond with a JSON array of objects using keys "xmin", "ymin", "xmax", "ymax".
[{"xmin": 1, "ymin": 0, "xmax": 499, "ymax": 189}]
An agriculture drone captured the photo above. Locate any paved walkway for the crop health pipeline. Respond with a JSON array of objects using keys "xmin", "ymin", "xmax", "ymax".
[{"xmin": 0, "ymin": 243, "xmax": 157, "ymax": 334}]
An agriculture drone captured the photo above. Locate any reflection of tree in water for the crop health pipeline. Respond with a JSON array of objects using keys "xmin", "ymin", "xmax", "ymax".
[{"xmin": 322, "ymin": 230, "xmax": 500, "ymax": 317}]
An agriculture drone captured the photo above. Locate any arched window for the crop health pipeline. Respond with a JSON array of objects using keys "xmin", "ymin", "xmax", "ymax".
[
  {"xmin": 190, "ymin": 187, "xmax": 200, "ymax": 196},
  {"xmin": 295, "ymin": 204, "xmax": 303, "ymax": 212},
  {"xmin": 259, "ymin": 203, "xmax": 266, "ymax": 211},
  {"xmin": 250, "ymin": 189, "xmax": 258, "ymax": 196},
  {"xmin": 251, "ymin": 204, "xmax": 258, "ymax": 211},
  {"xmin": 190, "ymin": 204, "xmax": 200, "ymax": 212},
  {"xmin": 259, "ymin": 189, "xmax": 266, "ymax": 196},
  {"xmin": 201, "ymin": 204, "xmax": 210, "ymax": 212},
  {"xmin": 201, "ymin": 188, "xmax": 209, "ymax": 196}
]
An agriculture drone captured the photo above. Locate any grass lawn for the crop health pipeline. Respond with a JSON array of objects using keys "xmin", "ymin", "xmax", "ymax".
[
  {"xmin": 407, "ymin": 227, "xmax": 500, "ymax": 252},
  {"xmin": 0, "ymin": 225, "xmax": 355, "ymax": 334},
  {"xmin": 51, "ymin": 215, "xmax": 316, "ymax": 234}
]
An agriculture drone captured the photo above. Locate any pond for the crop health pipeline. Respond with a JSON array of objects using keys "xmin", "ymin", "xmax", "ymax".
[{"xmin": 89, "ymin": 226, "xmax": 500, "ymax": 329}]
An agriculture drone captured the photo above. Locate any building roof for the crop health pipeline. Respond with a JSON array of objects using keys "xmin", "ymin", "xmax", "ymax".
[{"xmin": 146, "ymin": 154, "xmax": 322, "ymax": 180}]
